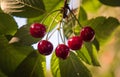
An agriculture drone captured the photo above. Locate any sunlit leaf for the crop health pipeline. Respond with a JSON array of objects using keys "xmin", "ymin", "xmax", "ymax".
[
  {"xmin": 27, "ymin": 0, "xmax": 64, "ymax": 31},
  {"xmin": 82, "ymin": 0, "xmax": 102, "ymax": 12},
  {"xmin": 13, "ymin": 51, "xmax": 46, "ymax": 77},
  {"xmin": 78, "ymin": 6, "xmax": 87, "ymax": 22},
  {"xmin": 84, "ymin": 42, "xmax": 100, "ymax": 66},
  {"xmin": 0, "ymin": 13, "xmax": 18, "ymax": 35},
  {"xmin": 51, "ymin": 52, "xmax": 92, "ymax": 77},
  {"xmin": 43, "ymin": 0, "xmax": 64, "ymax": 11},
  {"xmin": 99, "ymin": 0, "xmax": 120, "ymax": 6},
  {"xmin": 51, "ymin": 52, "xmax": 61, "ymax": 77},
  {"xmin": 114, "ymin": 26, "xmax": 120, "ymax": 52},
  {"xmin": 41, "ymin": 11, "xmax": 61, "ymax": 31},
  {"xmin": 28, "ymin": 10, "xmax": 61, "ymax": 32},
  {"xmin": 59, "ymin": 52, "xmax": 92, "ymax": 77},
  {"xmin": 0, "ymin": 0, "xmax": 45, "ymax": 17},
  {"xmin": 77, "ymin": 46, "xmax": 92, "ymax": 65},
  {"xmin": 77, "ymin": 38, "xmax": 100, "ymax": 66}
]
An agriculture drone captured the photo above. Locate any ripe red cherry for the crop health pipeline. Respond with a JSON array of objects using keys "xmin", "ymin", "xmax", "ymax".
[
  {"xmin": 55, "ymin": 44, "xmax": 70, "ymax": 59},
  {"xmin": 30, "ymin": 23, "xmax": 46, "ymax": 38},
  {"xmin": 80, "ymin": 26, "xmax": 95, "ymax": 42},
  {"xmin": 68, "ymin": 36, "xmax": 83, "ymax": 50},
  {"xmin": 38, "ymin": 40, "xmax": 53, "ymax": 55}
]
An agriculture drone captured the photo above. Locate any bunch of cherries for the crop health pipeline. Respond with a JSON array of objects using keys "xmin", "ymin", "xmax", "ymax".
[{"xmin": 29, "ymin": 23, "xmax": 95, "ymax": 60}]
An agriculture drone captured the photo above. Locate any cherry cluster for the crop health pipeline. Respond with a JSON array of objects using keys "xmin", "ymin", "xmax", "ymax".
[{"xmin": 29, "ymin": 23, "xmax": 95, "ymax": 60}]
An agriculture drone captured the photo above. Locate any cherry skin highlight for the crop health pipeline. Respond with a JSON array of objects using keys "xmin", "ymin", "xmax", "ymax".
[
  {"xmin": 38, "ymin": 40, "xmax": 53, "ymax": 55},
  {"xmin": 30, "ymin": 23, "xmax": 46, "ymax": 38},
  {"xmin": 80, "ymin": 26, "xmax": 95, "ymax": 42},
  {"xmin": 55, "ymin": 44, "xmax": 70, "ymax": 59},
  {"xmin": 68, "ymin": 36, "xmax": 83, "ymax": 50}
]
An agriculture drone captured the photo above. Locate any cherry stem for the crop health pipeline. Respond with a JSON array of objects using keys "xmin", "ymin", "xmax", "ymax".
[
  {"xmin": 46, "ymin": 12, "xmax": 60, "ymax": 40},
  {"xmin": 58, "ymin": 22, "xmax": 65, "ymax": 44},
  {"xmin": 47, "ymin": 29, "xmax": 57, "ymax": 40},
  {"xmin": 41, "ymin": 9, "xmax": 61, "ymax": 24},
  {"xmin": 67, "ymin": 6, "xmax": 83, "ymax": 28},
  {"xmin": 62, "ymin": 21, "xmax": 66, "ymax": 44},
  {"xmin": 57, "ymin": 20, "xmax": 66, "ymax": 44},
  {"xmin": 57, "ymin": 30, "xmax": 60, "ymax": 44}
]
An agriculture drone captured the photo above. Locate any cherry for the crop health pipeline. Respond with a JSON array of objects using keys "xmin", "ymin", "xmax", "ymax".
[
  {"xmin": 55, "ymin": 44, "xmax": 70, "ymax": 59},
  {"xmin": 30, "ymin": 23, "xmax": 46, "ymax": 38},
  {"xmin": 37, "ymin": 40, "xmax": 53, "ymax": 55},
  {"xmin": 80, "ymin": 26, "xmax": 95, "ymax": 42},
  {"xmin": 68, "ymin": 36, "xmax": 83, "ymax": 50}
]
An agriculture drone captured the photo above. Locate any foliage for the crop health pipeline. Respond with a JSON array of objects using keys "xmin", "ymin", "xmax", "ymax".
[{"xmin": 0, "ymin": 0, "xmax": 120, "ymax": 77}]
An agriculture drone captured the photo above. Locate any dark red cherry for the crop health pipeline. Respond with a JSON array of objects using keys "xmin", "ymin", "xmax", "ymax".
[
  {"xmin": 68, "ymin": 36, "xmax": 83, "ymax": 50},
  {"xmin": 38, "ymin": 40, "xmax": 53, "ymax": 55},
  {"xmin": 55, "ymin": 44, "xmax": 70, "ymax": 59},
  {"xmin": 80, "ymin": 26, "xmax": 95, "ymax": 42},
  {"xmin": 30, "ymin": 23, "xmax": 46, "ymax": 38}
]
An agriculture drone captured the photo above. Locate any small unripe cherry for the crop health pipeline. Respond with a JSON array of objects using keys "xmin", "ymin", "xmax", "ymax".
[
  {"xmin": 80, "ymin": 26, "xmax": 95, "ymax": 42},
  {"xmin": 55, "ymin": 44, "xmax": 70, "ymax": 60},
  {"xmin": 68, "ymin": 36, "xmax": 83, "ymax": 50},
  {"xmin": 38, "ymin": 40, "xmax": 53, "ymax": 55},
  {"xmin": 30, "ymin": 23, "xmax": 46, "ymax": 38}
]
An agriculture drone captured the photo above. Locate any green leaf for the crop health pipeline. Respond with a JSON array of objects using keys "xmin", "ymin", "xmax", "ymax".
[
  {"xmin": 43, "ymin": 0, "xmax": 64, "ymax": 11},
  {"xmin": 76, "ymin": 46, "xmax": 92, "ymax": 65},
  {"xmin": 0, "ymin": 35, "xmax": 34, "ymax": 76},
  {"xmin": 76, "ymin": 39, "xmax": 99, "ymax": 66},
  {"xmin": 63, "ymin": 6, "xmax": 86, "ymax": 38},
  {"xmin": 78, "ymin": 6, "xmax": 87, "ymax": 22},
  {"xmin": 51, "ymin": 52, "xmax": 61, "ymax": 77},
  {"xmin": 84, "ymin": 42, "xmax": 100, "ymax": 66},
  {"xmin": 59, "ymin": 52, "xmax": 92, "ymax": 77},
  {"xmin": 63, "ymin": 17, "xmax": 76, "ymax": 38},
  {"xmin": 0, "ymin": 70, "xmax": 7, "ymax": 77},
  {"xmin": 13, "ymin": 51, "xmax": 46, "ymax": 77},
  {"xmin": 0, "ymin": 0, "xmax": 45, "ymax": 18},
  {"xmin": 82, "ymin": 0, "xmax": 102, "ymax": 12},
  {"xmin": 0, "ymin": 8, "xmax": 3, "ymax": 12},
  {"xmin": 27, "ymin": 0, "xmax": 64, "ymax": 20},
  {"xmin": 114, "ymin": 26, "xmax": 120, "ymax": 52},
  {"xmin": 51, "ymin": 52, "xmax": 92, "ymax": 77},
  {"xmin": 92, "ymin": 38, "xmax": 100, "ymax": 51},
  {"xmin": 27, "ymin": 0, "xmax": 64, "ymax": 31},
  {"xmin": 14, "ymin": 24, "xmax": 40, "ymax": 45},
  {"xmin": 5, "ymin": 35, "xmax": 13, "ymax": 41},
  {"xmin": 82, "ymin": 16, "xmax": 120, "ymax": 45},
  {"xmin": 28, "ymin": 10, "xmax": 61, "ymax": 32},
  {"xmin": 76, "ymin": 39, "xmax": 100, "ymax": 66},
  {"xmin": 0, "ymin": 13, "xmax": 18, "ymax": 35},
  {"xmin": 99, "ymin": 0, "xmax": 120, "ymax": 6}
]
